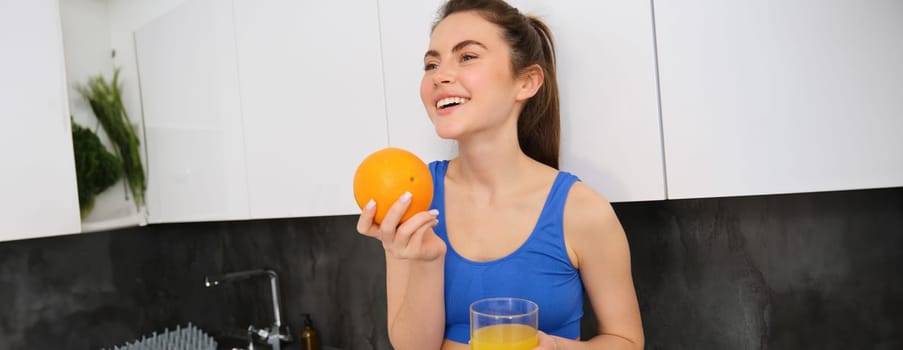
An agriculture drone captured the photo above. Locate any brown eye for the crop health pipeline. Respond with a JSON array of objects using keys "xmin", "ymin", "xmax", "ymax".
[{"xmin": 424, "ymin": 63, "xmax": 438, "ymax": 71}]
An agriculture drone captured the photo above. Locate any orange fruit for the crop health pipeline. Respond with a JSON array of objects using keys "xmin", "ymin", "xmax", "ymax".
[{"xmin": 353, "ymin": 147, "xmax": 434, "ymax": 224}]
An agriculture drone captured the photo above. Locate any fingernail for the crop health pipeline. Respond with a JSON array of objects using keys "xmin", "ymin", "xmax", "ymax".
[
  {"xmin": 365, "ymin": 199, "xmax": 375, "ymax": 211},
  {"xmin": 428, "ymin": 209, "xmax": 440, "ymax": 217},
  {"xmin": 400, "ymin": 192, "xmax": 412, "ymax": 203}
]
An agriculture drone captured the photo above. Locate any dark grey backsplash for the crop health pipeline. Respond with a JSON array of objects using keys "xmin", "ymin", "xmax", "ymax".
[
  {"xmin": 602, "ymin": 187, "xmax": 903, "ymax": 350},
  {"xmin": 0, "ymin": 216, "xmax": 389, "ymax": 350},
  {"xmin": 1, "ymin": 187, "xmax": 901, "ymax": 349}
]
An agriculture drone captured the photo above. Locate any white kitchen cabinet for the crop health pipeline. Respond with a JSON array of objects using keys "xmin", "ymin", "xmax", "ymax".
[
  {"xmin": 134, "ymin": 0, "xmax": 249, "ymax": 223},
  {"xmin": 1, "ymin": 0, "xmax": 81, "ymax": 241},
  {"xmin": 655, "ymin": 0, "xmax": 903, "ymax": 199},
  {"xmin": 233, "ymin": 0, "xmax": 388, "ymax": 219},
  {"xmin": 515, "ymin": 0, "xmax": 665, "ymax": 202},
  {"xmin": 378, "ymin": 0, "xmax": 666, "ymax": 202},
  {"xmin": 377, "ymin": 0, "xmax": 458, "ymax": 164}
]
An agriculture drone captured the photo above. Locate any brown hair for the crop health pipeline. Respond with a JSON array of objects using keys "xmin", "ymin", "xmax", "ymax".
[{"xmin": 434, "ymin": 0, "xmax": 560, "ymax": 169}]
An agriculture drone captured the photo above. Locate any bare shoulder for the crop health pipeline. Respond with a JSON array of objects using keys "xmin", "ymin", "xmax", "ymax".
[
  {"xmin": 563, "ymin": 181, "xmax": 644, "ymax": 346},
  {"xmin": 563, "ymin": 182, "xmax": 621, "ymax": 235},
  {"xmin": 562, "ymin": 182, "xmax": 627, "ymax": 265}
]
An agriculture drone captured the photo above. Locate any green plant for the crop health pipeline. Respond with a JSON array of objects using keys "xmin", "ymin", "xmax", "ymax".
[
  {"xmin": 71, "ymin": 119, "xmax": 122, "ymax": 217},
  {"xmin": 77, "ymin": 67, "xmax": 146, "ymax": 209}
]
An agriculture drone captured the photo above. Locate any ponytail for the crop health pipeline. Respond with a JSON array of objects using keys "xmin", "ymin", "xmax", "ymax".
[{"xmin": 518, "ymin": 16, "xmax": 559, "ymax": 169}]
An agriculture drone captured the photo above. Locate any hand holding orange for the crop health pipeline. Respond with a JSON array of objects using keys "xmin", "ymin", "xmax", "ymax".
[{"xmin": 353, "ymin": 147, "xmax": 433, "ymax": 224}]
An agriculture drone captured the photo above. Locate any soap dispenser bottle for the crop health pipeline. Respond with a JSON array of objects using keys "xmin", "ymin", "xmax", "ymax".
[{"xmin": 300, "ymin": 313, "xmax": 320, "ymax": 350}]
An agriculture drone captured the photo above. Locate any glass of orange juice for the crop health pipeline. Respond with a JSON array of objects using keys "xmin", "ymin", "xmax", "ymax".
[{"xmin": 470, "ymin": 297, "xmax": 539, "ymax": 350}]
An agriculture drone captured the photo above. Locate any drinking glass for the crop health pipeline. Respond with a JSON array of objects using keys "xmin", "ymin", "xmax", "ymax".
[{"xmin": 470, "ymin": 297, "xmax": 539, "ymax": 350}]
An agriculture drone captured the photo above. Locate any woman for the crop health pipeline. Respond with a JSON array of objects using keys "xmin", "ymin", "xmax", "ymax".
[{"xmin": 357, "ymin": 1, "xmax": 644, "ymax": 349}]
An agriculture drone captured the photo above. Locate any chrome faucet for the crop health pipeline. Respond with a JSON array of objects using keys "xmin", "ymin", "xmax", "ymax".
[{"xmin": 205, "ymin": 269, "xmax": 292, "ymax": 350}]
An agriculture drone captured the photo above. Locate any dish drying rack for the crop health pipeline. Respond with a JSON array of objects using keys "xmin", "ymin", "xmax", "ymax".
[{"xmin": 101, "ymin": 323, "xmax": 216, "ymax": 350}]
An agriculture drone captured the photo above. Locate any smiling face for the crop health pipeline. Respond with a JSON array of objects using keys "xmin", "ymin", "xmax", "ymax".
[{"xmin": 420, "ymin": 11, "xmax": 526, "ymax": 141}]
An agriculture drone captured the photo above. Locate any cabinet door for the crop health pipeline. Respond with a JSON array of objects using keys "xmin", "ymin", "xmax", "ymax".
[
  {"xmin": 0, "ymin": 0, "xmax": 81, "ymax": 241},
  {"xmin": 655, "ymin": 0, "xmax": 903, "ymax": 199},
  {"xmin": 514, "ymin": 0, "xmax": 665, "ymax": 202},
  {"xmin": 378, "ymin": 0, "xmax": 458, "ymax": 163},
  {"xmin": 234, "ymin": 0, "xmax": 388, "ymax": 219},
  {"xmin": 135, "ymin": 0, "xmax": 250, "ymax": 223},
  {"xmin": 379, "ymin": 0, "xmax": 666, "ymax": 202}
]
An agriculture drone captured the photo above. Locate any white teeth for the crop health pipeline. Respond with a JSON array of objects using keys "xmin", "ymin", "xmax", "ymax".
[{"xmin": 436, "ymin": 97, "xmax": 469, "ymax": 109}]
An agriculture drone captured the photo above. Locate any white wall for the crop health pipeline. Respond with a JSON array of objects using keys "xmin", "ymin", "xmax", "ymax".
[{"xmin": 60, "ymin": 0, "xmax": 112, "ymax": 127}]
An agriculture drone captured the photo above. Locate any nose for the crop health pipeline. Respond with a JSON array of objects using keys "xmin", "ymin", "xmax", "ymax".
[{"xmin": 432, "ymin": 65, "xmax": 455, "ymax": 85}]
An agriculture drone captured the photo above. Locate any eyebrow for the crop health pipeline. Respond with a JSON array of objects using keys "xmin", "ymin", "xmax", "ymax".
[{"xmin": 424, "ymin": 40, "xmax": 487, "ymax": 59}]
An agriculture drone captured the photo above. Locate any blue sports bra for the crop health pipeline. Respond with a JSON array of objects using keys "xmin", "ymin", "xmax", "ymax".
[{"xmin": 429, "ymin": 160, "xmax": 584, "ymax": 344}]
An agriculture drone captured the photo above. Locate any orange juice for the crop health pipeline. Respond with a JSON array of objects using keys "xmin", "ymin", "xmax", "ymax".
[{"xmin": 471, "ymin": 324, "xmax": 538, "ymax": 350}]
